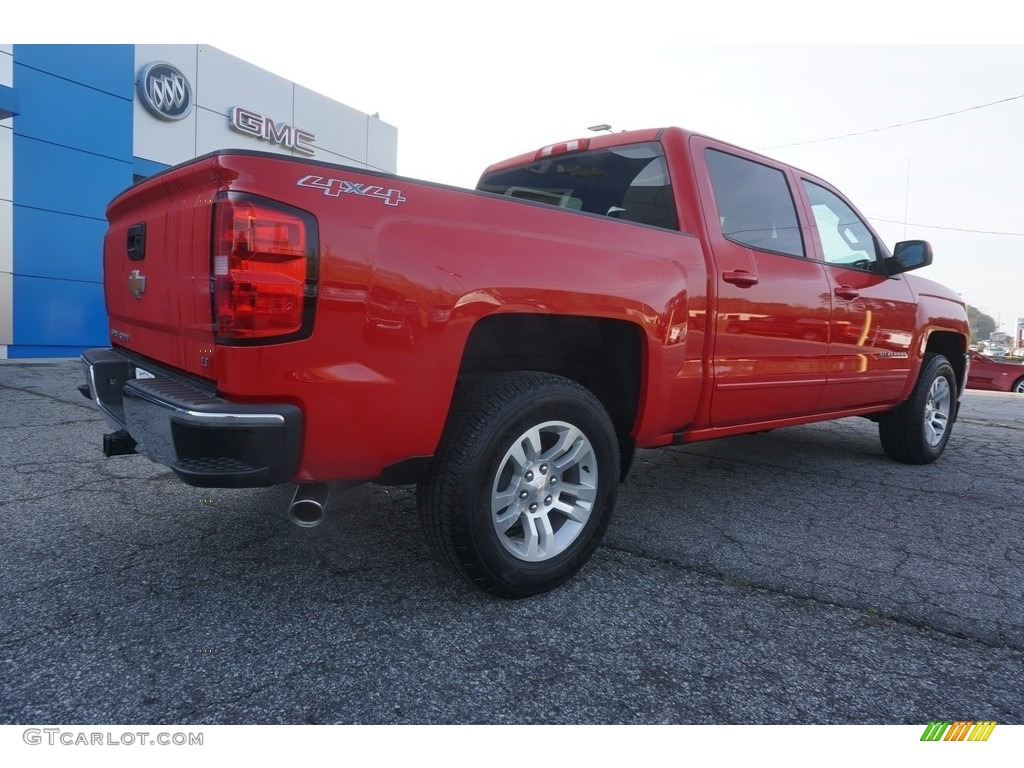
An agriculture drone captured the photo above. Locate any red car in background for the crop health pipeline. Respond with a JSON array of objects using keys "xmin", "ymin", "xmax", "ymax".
[{"xmin": 967, "ymin": 351, "xmax": 1024, "ymax": 393}]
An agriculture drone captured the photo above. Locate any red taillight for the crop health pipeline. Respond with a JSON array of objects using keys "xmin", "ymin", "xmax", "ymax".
[
  {"xmin": 535, "ymin": 138, "xmax": 590, "ymax": 160},
  {"xmin": 212, "ymin": 194, "xmax": 317, "ymax": 341}
]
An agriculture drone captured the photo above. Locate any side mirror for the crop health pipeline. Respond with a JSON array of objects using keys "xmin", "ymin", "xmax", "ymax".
[{"xmin": 886, "ymin": 240, "xmax": 933, "ymax": 275}]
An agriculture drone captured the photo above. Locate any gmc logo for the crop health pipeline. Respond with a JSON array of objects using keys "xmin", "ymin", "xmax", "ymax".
[{"xmin": 230, "ymin": 106, "xmax": 316, "ymax": 155}]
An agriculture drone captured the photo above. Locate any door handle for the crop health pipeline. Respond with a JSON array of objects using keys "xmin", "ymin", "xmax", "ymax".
[
  {"xmin": 834, "ymin": 286, "xmax": 860, "ymax": 300},
  {"xmin": 722, "ymin": 270, "xmax": 759, "ymax": 287}
]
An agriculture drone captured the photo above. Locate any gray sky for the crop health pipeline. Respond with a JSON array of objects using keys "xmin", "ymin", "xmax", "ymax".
[{"xmin": 13, "ymin": 2, "xmax": 1024, "ymax": 335}]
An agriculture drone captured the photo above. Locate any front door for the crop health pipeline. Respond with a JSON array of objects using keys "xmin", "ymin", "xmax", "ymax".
[{"xmin": 798, "ymin": 179, "xmax": 918, "ymax": 409}]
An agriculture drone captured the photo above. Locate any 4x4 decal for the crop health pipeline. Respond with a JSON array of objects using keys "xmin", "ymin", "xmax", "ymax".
[{"xmin": 297, "ymin": 175, "xmax": 407, "ymax": 207}]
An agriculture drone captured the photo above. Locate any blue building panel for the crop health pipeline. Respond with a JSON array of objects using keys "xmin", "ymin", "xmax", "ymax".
[
  {"xmin": 13, "ymin": 63, "xmax": 133, "ymax": 158},
  {"xmin": 4, "ymin": 44, "xmax": 389, "ymax": 358},
  {"xmin": 12, "ymin": 45, "xmax": 134, "ymax": 99},
  {"xmin": 0, "ymin": 84, "xmax": 19, "ymax": 120},
  {"xmin": 13, "ymin": 274, "xmax": 107, "ymax": 349},
  {"xmin": 8, "ymin": 345, "xmax": 97, "ymax": 359},
  {"xmin": 13, "ymin": 136, "xmax": 132, "ymax": 221},
  {"xmin": 13, "ymin": 207, "xmax": 106, "ymax": 283}
]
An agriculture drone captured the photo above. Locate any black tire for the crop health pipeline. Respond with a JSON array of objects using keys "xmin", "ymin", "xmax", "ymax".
[
  {"xmin": 1012, "ymin": 377, "xmax": 1024, "ymax": 395},
  {"xmin": 878, "ymin": 353, "xmax": 957, "ymax": 464},
  {"xmin": 417, "ymin": 372, "xmax": 619, "ymax": 598}
]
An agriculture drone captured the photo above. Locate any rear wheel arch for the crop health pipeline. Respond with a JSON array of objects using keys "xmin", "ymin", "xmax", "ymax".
[{"xmin": 456, "ymin": 313, "xmax": 645, "ymax": 476}]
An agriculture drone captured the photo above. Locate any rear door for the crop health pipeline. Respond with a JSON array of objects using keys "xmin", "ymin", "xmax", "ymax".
[{"xmin": 693, "ymin": 139, "xmax": 832, "ymax": 427}]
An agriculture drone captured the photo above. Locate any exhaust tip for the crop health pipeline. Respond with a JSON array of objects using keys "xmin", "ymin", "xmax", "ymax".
[
  {"xmin": 290, "ymin": 499, "xmax": 325, "ymax": 528},
  {"xmin": 289, "ymin": 484, "xmax": 329, "ymax": 528}
]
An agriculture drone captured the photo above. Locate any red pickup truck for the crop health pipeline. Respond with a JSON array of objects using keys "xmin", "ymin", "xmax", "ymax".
[{"xmin": 81, "ymin": 127, "xmax": 970, "ymax": 597}]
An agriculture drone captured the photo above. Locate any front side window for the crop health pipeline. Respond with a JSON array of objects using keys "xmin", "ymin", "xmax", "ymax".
[
  {"xmin": 705, "ymin": 149, "xmax": 804, "ymax": 257},
  {"xmin": 478, "ymin": 142, "xmax": 678, "ymax": 230},
  {"xmin": 802, "ymin": 181, "xmax": 880, "ymax": 270}
]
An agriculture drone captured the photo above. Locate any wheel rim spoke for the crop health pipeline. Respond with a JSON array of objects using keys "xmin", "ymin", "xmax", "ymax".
[
  {"xmin": 491, "ymin": 486, "xmax": 520, "ymax": 513},
  {"xmin": 552, "ymin": 482, "xmax": 596, "ymax": 523},
  {"xmin": 507, "ymin": 427, "xmax": 543, "ymax": 471},
  {"xmin": 925, "ymin": 412, "xmax": 947, "ymax": 445},
  {"xmin": 541, "ymin": 425, "xmax": 584, "ymax": 468},
  {"xmin": 494, "ymin": 505, "xmax": 522, "ymax": 535},
  {"xmin": 521, "ymin": 514, "xmax": 554, "ymax": 560}
]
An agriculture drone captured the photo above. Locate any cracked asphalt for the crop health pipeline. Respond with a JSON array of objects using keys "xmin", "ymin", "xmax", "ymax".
[{"xmin": 0, "ymin": 358, "xmax": 1021, "ymax": 724}]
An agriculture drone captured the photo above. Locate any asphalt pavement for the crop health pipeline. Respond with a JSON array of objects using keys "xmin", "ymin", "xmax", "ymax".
[{"xmin": 0, "ymin": 358, "xmax": 1021, "ymax": 724}]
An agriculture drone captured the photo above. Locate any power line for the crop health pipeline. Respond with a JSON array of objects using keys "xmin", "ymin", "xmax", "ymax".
[
  {"xmin": 762, "ymin": 94, "xmax": 1024, "ymax": 149},
  {"xmin": 869, "ymin": 217, "xmax": 1024, "ymax": 237}
]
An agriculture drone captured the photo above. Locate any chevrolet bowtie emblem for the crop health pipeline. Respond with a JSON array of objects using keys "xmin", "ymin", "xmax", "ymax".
[{"xmin": 128, "ymin": 269, "xmax": 147, "ymax": 299}]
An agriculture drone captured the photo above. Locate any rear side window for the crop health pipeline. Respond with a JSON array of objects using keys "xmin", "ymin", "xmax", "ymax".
[
  {"xmin": 478, "ymin": 142, "xmax": 679, "ymax": 230},
  {"xmin": 705, "ymin": 149, "xmax": 804, "ymax": 257}
]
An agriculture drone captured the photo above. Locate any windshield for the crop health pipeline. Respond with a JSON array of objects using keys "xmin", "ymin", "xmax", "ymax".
[{"xmin": 478, "ymin": 141, "xmax": 679, "ymax": 231}]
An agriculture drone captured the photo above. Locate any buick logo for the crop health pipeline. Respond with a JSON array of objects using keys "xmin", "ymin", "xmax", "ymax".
[{"xmin": 138, "ymin": 62, "xmax": 193, "ymax": 121}]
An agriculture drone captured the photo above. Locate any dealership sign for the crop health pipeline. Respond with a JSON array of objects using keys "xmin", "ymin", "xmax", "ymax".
[
  {"xmin": 137, "ymin": 62, "xmax": 193, "ymax": 121},
  {"xmin": 230, "ymin": 106, "xmax": 316, "ymax": 155}
]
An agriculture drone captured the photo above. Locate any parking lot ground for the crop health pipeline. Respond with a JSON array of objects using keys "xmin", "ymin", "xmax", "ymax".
[{"xmin": 0, "ymin": 359, "xmax": 1021, "ymax": 724}]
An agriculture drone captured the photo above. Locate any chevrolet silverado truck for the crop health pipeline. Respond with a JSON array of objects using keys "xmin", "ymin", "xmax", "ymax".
[{"xmin": 80, "ymin": 126, "xmax": 970, "ymax": 597}]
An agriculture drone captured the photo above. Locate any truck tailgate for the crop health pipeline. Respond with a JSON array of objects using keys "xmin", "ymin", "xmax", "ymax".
[{"xmin": 103, "ymin": 159, "xmax": 231, "ymax": 379}]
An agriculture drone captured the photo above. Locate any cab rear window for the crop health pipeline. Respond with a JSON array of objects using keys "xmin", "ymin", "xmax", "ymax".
[{"xmin": 478, "ymin": 141, "xmax": 679, "ymax": 231}]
